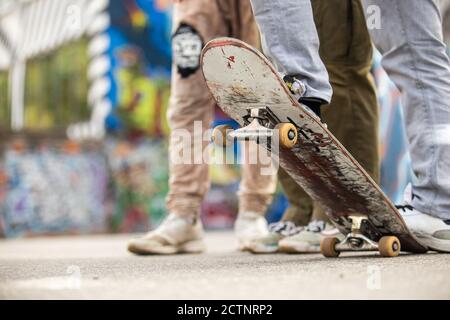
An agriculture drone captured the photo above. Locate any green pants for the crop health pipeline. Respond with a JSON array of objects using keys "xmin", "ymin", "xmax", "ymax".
[{"xmin": 279, "ymin": 0, "xmax": 380, "ymax": 226}]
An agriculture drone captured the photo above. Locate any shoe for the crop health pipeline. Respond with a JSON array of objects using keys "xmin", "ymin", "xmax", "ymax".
[
  {"xmin": 246, "ymin": 221, "xmax": 304, "ymax": 254},
  {"xmin": 397, "ymin": 205, "xmax": 450, "ymax": 253},
  {"xmin": 278, "ymin": 220, "xmax": 343, "ymax": 253},
  {"xmin": 397, "ymin": 184, "xmax": 450, "ymax": 252},
  {"xmin": 127, "ymin": 214, "xmax": 205, "ymax": 255},
  {"xmin": 234, "ymin": 211, "xmax": 270, "ymax": 251}
]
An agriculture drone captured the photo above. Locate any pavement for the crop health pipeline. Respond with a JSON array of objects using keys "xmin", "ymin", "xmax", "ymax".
[{"xmin": 0, "ymin": 231, "xmax": 449, "ymax": 300}]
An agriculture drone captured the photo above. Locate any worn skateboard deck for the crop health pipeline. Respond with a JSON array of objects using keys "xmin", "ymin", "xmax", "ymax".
[{"xmin": 201, "ymin": 38, "xmax": 427, "ymax": 255}]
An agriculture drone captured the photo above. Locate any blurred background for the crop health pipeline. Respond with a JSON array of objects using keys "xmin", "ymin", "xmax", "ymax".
[{"xmin": 0, "ymin": 0, "xmax": 449, "ymax": 238}]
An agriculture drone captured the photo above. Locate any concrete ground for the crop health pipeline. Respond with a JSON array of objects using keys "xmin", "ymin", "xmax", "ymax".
[{"xmin": 0, "ymin": 232, "xmax": 449, "ymax": 300}]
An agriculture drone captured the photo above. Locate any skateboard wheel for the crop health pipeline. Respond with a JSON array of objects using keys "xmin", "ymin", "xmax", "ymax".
[
  {"xmin": 320, "ymin": 237, "xmax": 340, "ymax": 258},
  {"xmin": 378, "ymin": 236, "xmax": 401, "ymax": 257},
  {"xmin": 275, "ymin": 123, "xmax": 298, "ymax": 149},
  {"xmin": 212, "ymin": 125, "xmax": 233, "ymax": 147}
]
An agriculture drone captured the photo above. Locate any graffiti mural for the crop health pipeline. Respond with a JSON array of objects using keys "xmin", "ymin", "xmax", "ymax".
[
  {"xmin": 0, "ymin": 140, "xmax": 110, "ymax": 237},
  {"xmin": 104, "ymin": 137, "xmax": 258, "ymax": 232},
  {"xmin": 0, "ymin": 1, "xmax": 428, "ymax": 238},
  {"xmin": 105, "ymin": 0, "xmax": 172, "ymax": 136},
  {"xmin": 104, "ymin": 138, "xmax": 169, "ymax": 233}
]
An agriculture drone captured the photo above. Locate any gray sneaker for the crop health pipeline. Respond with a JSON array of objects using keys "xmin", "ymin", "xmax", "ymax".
[
  {"xmin": 245, "ymin": 221, "xmax": 304, "ymax": 254},
  {"xmin": 278, "ymin": 220, "xmax": 343, "ymax": 253}
]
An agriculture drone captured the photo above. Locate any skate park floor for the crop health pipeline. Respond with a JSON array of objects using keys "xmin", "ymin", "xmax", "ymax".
[{"xmin": 0, "ymin": 232, "xmax": 449, "ymax": 299}]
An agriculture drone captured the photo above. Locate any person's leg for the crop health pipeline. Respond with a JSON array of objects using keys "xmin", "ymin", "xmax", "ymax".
[
  {"xmin": 244, "ymin": 167, "xmax": 310, "ymax": 254},
  {"xmin": 244, "ymin": 0, "xmax": 333, "ymax": 253},
  {"xmin": 277, "ymin": 0, "xmax": 381, "ymax": 253},
  {"xmin": 362, "ymin": 0, "xmax": 450, "ymax": 251},
  {"xmin": 237, "ymin": 140, "xmax": 277, "ymax": 249},
  {"xmin": 165, "ymin": 0, "xmax": 230, "ymax": 218},
  {"xmin": 128, "ymin": 0, "xmax": 228, "ymax": 255},
  {"xmin": 249, "ymin": 0, "xmax": 333, "ymax": 105},
  {"xmin": 238, "ymin": 142, "xmax": 276, "ymax": 215},
  {"xmin": 362, "ymin": 0, "xmax": 450, "ymax": 218},
  {"xmin": 219, "ymin": 0, "xmax": 278, "ymax": 249},
  {"xmin": 278, "ymin": 168, "xmax": 313, "ymax": 227},
  {"xmin": 287, "ymin": 0, "xmax": 381, "ymax": 207},
  {"xmin": 279, "ymin": 0, "xmax": 380, "ymax": 217}
]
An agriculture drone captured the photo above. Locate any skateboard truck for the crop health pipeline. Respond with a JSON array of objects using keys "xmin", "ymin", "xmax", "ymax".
[
  {"xmin": 321, "ymin": 216, "xmax": 402, "ymax": 258},
  {"xmin": 212, "ymin": 108, "xmax": 298, "ymax": 149}
]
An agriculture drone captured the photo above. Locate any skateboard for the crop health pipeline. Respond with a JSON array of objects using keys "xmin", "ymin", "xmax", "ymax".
[{"xmin": 201, "ymin": 37, "xmax": 428, "ymax": 257}]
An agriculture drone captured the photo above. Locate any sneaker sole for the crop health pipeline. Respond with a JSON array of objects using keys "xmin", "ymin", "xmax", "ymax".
[
  {"xmin": 246, "ymin": 244, "xmax": 279, "ymax": 254},
  {"xmin": 278, "ymin": 242, "xmax": 320, "ymax": 254},
  {"xmin": 237, "ymin": 239, "xmax": 279, "ymax": 254},
  {"xmin": 414, "ymin": 235, "xmax": 450, "ymax": 253},
  {"xmin": 128, "ymin": 239, "xmax": 205, "ymax": 255},
  {"xmin": 178, "ymin": 239, "xmax": 206, "ymax": 253}
]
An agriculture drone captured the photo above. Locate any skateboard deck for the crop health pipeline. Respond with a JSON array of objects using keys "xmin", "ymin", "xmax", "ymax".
[{"xmin": 201, "ymin": 38, "xmax": 427, "ymax": 257}]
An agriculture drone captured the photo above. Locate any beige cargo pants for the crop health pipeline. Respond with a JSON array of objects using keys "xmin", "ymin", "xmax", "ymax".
[{"xmin": 166, "ymin": 0, "xmax": 276, "ymax": 217}]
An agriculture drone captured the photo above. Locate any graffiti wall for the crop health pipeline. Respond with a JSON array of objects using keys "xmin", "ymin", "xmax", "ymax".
[
  {"xmin": 0, "ymin": 0, "xmax": 432, "ymax": 237},
  {"xmin": 104, "ymin": 138, "xmax": 169, "ymax": 233},
  {"xmin": 0, "ymin": 140, "xmax": 110, "ymax": 237},
  {"xmin": 105, "ymin": 0, "xmax": 172, "ymax": 136}
]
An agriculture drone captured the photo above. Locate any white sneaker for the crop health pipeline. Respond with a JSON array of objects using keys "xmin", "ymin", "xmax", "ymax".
[
  {"xmin": 234, "ymin": 212, "xmax": 270, "ymax": 251},
  {"xmin": 246, "ymin": 221, "xmax": 304, "ymax": 254},
  {"xmin": 397, "ymin": 205, "xmax": 450, "ymax": 253},
  {"xmin": 398, "ymin": 183, "xmax": 450, "ymax": 252},
  {"xmin": 127, "ymin": 214, "xmax": 205, "ymax": 255},
  {"xmin": 278, "ymin": 220, "xmax": 343, "ymax": 253}
]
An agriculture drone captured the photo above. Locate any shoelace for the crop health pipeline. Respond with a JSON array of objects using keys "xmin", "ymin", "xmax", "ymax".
[
  {"xmin": 395, "ymin": 204, "xmax": 414, "ymax": 212},
  {"xmin": 268, "ymin": 221, "xmax": 303, "ymax": 237},
  {"xmin": 305, "ymin": 220, "xmax": 326, "ymax": 233}
]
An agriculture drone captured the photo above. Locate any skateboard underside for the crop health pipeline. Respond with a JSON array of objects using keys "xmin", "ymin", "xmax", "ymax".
[{"xmin": 202, "ymin": 38, "xmax": 427, "ymax": 255}]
